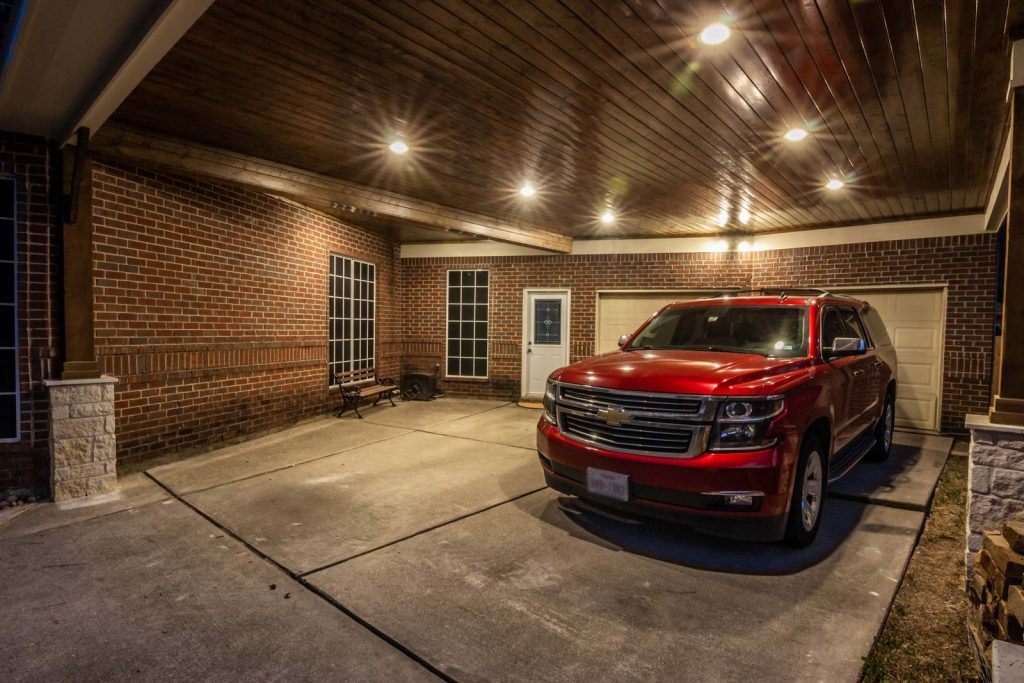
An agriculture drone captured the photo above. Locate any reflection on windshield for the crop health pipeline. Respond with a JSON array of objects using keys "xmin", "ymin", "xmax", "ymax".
[{"xmin": 627, "ymin": 305, "xmax": 809, "ymax": 359}]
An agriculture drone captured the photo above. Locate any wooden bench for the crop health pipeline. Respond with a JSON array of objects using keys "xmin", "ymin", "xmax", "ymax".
[{"xmin": 331, "ymin": 368, "xmax": 399, "ymax": 419}]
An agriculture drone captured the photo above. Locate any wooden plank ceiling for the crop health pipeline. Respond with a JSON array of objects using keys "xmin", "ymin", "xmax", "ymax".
[{"xmin": 111, "ymin": 0, "xmax": 1014, "ymax": 240}]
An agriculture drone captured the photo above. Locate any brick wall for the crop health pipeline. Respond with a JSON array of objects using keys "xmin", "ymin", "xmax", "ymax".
[
  {"xmin": 91, "ymin": 163, "xmax": 400, "ymax": 470},
  {"xmin": 401, "ymin": 232, "xmax": 998, "ymax": 434},
  {"xmin": 0, "ymin": 133, "xmax": 61, "ymax": 494},
  {"xmin": 402, "ymin": 252, "xmax": 752, "ymax": 399}
]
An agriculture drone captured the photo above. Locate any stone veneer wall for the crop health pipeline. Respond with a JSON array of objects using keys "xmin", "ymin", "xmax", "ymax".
[
  {"xmin": 46, "ymin": 378, "xmax": 117, "ymax": 501},
  {"xmin": 967, "ymin": 415, "xmax": 1024, "ymax": 571}
]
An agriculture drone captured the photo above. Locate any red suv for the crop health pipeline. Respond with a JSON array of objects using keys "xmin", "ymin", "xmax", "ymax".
[{"xmin": 537, "ymin": 289, "xmax": 897, "ymax": 547}]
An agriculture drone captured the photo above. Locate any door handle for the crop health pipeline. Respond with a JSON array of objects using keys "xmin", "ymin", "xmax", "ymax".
[{"xmin": 851, "ymin": 369, "xmax": 864, "ymax": 377}]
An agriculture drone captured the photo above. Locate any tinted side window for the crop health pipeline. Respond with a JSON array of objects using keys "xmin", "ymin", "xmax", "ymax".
[
  {"xmin": 821, "ymin": 309, "xmax": 846, "ymax": 349},
  {"xmin": 839, "ymin": 308, "xmax": 866, "ymax": 342},
  {"xmin": 862, "ymin": 307, "xmax": 892, "ymax": 347}
]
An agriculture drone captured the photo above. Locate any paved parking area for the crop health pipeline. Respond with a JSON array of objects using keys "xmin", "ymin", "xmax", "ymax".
[{"xmin": 0, "ymin": 399, "xmax": 950, "ymax": 681}]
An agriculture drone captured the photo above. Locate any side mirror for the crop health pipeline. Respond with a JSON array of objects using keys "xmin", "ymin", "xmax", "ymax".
[
  {"xmin": 617, "ymin": 334, "xmax": 631, "ymax": 348},
  {"xmin": 826, "ymin": 337, "xmax": 866, "ymax": 359}
]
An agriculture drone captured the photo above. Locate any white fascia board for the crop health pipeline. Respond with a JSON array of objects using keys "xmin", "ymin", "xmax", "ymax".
[
  {"xmin": 63, "ymin": 0, "xmax": 215, "ymax": 144},
  {"xmin": 985, "ymin": 128, "xmax": 1012, "ymax": 230},
  {"xmin": 400, "ymin": 214, "xmax": 986, "ymax": 259}
]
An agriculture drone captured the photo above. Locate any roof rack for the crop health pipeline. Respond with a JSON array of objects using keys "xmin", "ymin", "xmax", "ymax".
[{"xmin": 699, "ymin": 288, "xmax": 863, "ymax": 302}]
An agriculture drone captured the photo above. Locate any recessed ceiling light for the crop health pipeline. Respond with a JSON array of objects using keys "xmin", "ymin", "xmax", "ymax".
[
  {"xmin": 519, "ymin": 183, "xmax": 536, "ymax": 197},
  {"xmin": 699, "ymin": 23, "xmax": 731, "ymax": 46},
  {"xmin": 600, "ymin": 210, "xmax": 615, "ymax": 224},
  {"xmin": 717, "ymin": 208, "xmax": 729, "ymax": 227},
  {"xmin": 784, "ymin": 128, "xmax": 809, "ymax": 142},
  {"xmin": 737, "ymin": 240, "xmax": 752, "ymax": 252},
  {"xmin": 388, "ymin": 139, "xmax": 409, "ymax": 155},
  {"xmin": 825, "ymin": 178, "xmax": 845, "ymax": 191},
  {"xmin": 739, "ymin": 207, "xmax": 750, "ymax": 225}
]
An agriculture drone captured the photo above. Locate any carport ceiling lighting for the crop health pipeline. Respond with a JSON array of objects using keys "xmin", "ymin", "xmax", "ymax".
[
  {"xmin": 388, "ymin": 139, "xmax": 409, "ymax": 155},
  {"xmin": 784, "ymin": 128, "xmax": 809, "ymax": 142},
  {"xmin": 519, "ymin": 183, "xmax": 536, "ymax": 197},
  {"xmin": 699, "ymin": 23, "xmax": 731, "ymax": 46},
  {"xmin": 600, "ymin": 210, "xmax": 615, "ymax": 224},
  {"xmin": 825, "ymin": 178, "xmax": 845, "ymax": 191}
]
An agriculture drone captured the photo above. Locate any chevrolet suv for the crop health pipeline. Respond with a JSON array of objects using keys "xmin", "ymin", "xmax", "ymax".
[{"xmin": 537, "ymin": 289, "xmax": 897, "ymax": 547}]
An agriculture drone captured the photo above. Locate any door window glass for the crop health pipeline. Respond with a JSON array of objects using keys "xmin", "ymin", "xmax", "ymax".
[{"xmin": 534, "ymin": 299, "xmax": 562, "ymax": 345}]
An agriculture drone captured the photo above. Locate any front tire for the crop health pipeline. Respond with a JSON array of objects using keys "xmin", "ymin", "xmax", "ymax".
[
  {"xmin": 868, "ymin": 392, "xmax": 895, "ymax": 462},
  {"xmin": 784, "ymin": 435, "xmax": 827, "ymax": 548}
]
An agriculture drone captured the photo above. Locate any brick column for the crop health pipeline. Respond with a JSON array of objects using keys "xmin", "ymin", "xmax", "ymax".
[
  {"xmin": 43, "ymin": 376, "xmax": 118, "ymax": 501},
  {"xmin": 967, "ymin": 414, "xmax": 1024, "ymax": 574}
]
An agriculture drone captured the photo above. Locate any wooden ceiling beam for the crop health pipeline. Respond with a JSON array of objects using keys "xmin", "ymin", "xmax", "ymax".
[{"xmin": 91, "ymin": 126, "xmax": 573, "ymax": 254}]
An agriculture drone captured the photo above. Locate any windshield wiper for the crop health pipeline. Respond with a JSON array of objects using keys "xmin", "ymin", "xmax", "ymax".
[{"xmin": 625, "ymin": 344, "xmax": 654, "ymax": 351}]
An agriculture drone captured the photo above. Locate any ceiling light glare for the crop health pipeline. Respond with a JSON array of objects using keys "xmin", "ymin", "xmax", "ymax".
[
  {"xmin": 739, "ymin": 207, "xmax": 750, "ymax": 225},
  {"xmin": 784, "ymin": 128, "xmax": 809, "ymax": 142},
  {"xmin": 825, "ymin": 178, "xmax": 845, "ymax": 191},
  {"xmin": 717, "ymin": 208, "xmax": 729, "ymax": 227},
  {"xmin": 699, "ymin": 23, "xmax": 731, "ymax": 46},
  {"xmin": 388, "ymin": 139, "xmax": 409, "ymax": 155},
  {"xmin": 600, "ymin": 210, "xmax": 615, "ymax": 224},
  {"xmin": 737, "ymin": 240, "xmax": 752, "ymax": 252},
  {"xmin": 519, "ymin": 183, "xmax": 536, "ymax": 197},
  {"xmin": 711, "ymin": 239, "xmax": 729, "ymax": 252}
]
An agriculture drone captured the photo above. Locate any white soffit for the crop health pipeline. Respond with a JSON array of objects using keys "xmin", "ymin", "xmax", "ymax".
[{"xmin": 400, "ymin": 213, "xmax": 986, "ymax": 259}]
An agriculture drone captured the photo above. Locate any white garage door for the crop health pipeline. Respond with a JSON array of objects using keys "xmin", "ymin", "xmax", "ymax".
[
  {"xmin": 596, "ymin": 292, "xmax": 709, "ymax": 354},
  {"xmin": 849, "ymin": 288, "xmax": 945, "ymax": 432}
]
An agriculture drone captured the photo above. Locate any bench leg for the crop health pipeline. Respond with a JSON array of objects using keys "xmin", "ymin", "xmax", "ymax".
[
  {"xmin": 337, "ymin": 395, "xmax": 348, "ymax": 418},
  {"xmin": 387, "ymin": 391, "xmax": 397, "ymax": 407},
  {"xmin": 353, "ymin": 398, "xmax": 364, "ymax": 419}
]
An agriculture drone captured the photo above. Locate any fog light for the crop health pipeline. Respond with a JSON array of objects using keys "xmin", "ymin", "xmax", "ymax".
[{"xmin": 725, "ymin": 494, "xmax": 755, "ymax": 506}]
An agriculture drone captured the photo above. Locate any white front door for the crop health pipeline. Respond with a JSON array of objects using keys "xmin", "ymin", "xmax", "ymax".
[{"xmin": 523, "ymin": 290, "xmax": 570, "ymax": 397}]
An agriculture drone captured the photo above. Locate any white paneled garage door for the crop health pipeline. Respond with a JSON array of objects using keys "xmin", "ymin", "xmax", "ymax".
[
  {"xmin": 846, "ymin": 288, "xmax": 945, "ymax": 432},
  {"xmin": 596, "ymin": 292, "xmax": 710, "ymax": 354}
]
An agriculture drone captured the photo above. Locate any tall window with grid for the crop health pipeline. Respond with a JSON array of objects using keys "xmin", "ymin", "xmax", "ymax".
[
  {"xmin": 446, "ymin": 270, "xmax": 488, "ymax": 378},
  {"xmin": 0, "ymin": 177, "xmax": 16, "ymax": 441},
  {"xmin": 328, "ymin": 255, "xmax": 375, "ymax": 382}
]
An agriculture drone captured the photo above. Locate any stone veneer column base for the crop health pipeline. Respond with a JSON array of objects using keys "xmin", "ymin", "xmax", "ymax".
[
  {"xmin": 43, "ymin": 376, "xmax": 118, "ymax": 502},
  {"xmin": 966, "ymin": 414, "xmax": 1024, "ymax": 575}
]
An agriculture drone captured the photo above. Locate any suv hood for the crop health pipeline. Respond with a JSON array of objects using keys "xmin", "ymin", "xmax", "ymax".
[{"xmin": 552, "ymin": 349, "xmax": 812, "ymax": 396}]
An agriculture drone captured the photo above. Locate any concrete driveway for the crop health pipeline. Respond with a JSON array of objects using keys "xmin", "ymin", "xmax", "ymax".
[{"xmin": 0, "ymin": 398, "xmax": 951, "ymax": 681}]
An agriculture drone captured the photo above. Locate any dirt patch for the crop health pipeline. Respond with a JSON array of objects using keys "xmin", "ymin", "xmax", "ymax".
[{"xmin": 862, "ymin": 455, "xmax": 977, "ymax": 681}]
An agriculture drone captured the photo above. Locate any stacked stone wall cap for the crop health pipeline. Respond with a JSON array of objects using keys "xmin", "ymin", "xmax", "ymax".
[{"xmin": 985, "ymin": 531, "xmax": 1024, "ymax": 581}]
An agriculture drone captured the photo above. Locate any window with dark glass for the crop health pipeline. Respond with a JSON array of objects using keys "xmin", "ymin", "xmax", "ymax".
[
  {"xmin": 328, "ymin": 255, "xmax": 375, "ymax": 381},
  {"xmin": 533, "ymin": 299, "xmax": 562, "ymax": 344},
  {"xmin": 0, "ymin": 177, "xmax": 16, "ymax": 441},
  {"xmin": 446, "ymin": 270, "xmax": 488, "ymax": 378}
]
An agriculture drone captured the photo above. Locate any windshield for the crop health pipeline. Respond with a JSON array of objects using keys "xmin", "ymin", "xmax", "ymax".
[{"xmin": 626, "ymin": 305, "xmax": 809, "ymax": 358}]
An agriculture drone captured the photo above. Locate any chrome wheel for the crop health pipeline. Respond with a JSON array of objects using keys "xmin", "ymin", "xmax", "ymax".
[
  {"xmin": 882, "ymin": 401, "xmax": 894, "ymax": 452},
  {"xmin": 801, "ymin": 450, "xmax": 823, "ymax": 532}
]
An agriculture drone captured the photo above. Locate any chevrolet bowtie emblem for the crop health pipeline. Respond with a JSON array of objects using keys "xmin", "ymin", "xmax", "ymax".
[{"xmin": 596, "ymin": 407, "xmax": 631, "ymax": 425}]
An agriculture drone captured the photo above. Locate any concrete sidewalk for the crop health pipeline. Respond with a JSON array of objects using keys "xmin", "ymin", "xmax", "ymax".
[{"xmin": 0, "ymin": 399, "xmax": 950, "ymax": 681}]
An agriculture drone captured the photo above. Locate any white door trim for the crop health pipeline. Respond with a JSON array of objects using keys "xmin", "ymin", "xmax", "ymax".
[{"xmin": 521, "ymin": 288, "xmax": 571, "ymax": 399}]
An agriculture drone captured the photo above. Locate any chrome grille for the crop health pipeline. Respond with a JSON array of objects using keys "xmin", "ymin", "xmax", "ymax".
[
  {"xmin": 554, "ymin": 382, "xmax": 713, "ymax": 458},
  {"xmin": 559, "ymin": 383, "xmax": 704, "ymax": 416},
  {"xmin": 561, "ymin": 411, "xmax": 694, "ymax": 456}
]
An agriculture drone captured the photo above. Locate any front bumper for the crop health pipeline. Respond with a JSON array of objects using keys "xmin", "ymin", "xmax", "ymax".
[{"xmin": 537, "ymin": 420, "xmax": 795, "ymax": 542}]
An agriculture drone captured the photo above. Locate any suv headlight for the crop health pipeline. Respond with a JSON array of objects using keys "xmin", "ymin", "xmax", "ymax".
[
  {"xmin": 709, "ymin": 397, "xmax": 784, "ymax": 451},
  {"xmin": 542, "ymin": 379, "xmax": 558, "ymax": 425}
]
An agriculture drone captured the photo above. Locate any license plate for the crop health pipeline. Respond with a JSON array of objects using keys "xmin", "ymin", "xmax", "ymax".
[{"xmin": 586, "ymin": 467, "xmax": 630, "ymax": 502}]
